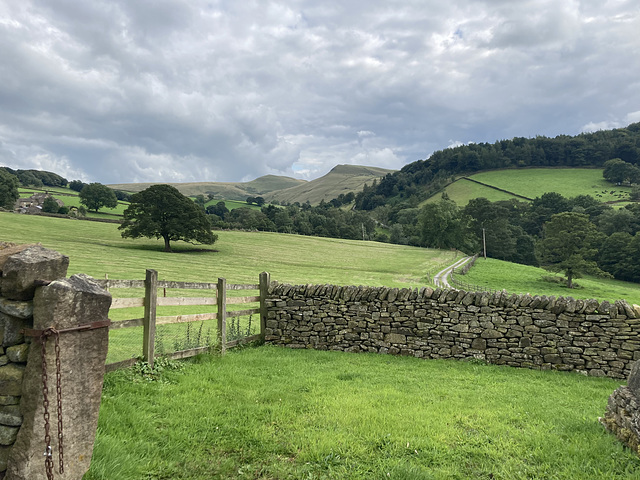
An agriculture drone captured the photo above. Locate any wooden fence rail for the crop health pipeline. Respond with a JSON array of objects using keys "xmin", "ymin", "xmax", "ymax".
[{"xmin": 99, "ymin": 270, "xmax": 270, "ymax": 371}]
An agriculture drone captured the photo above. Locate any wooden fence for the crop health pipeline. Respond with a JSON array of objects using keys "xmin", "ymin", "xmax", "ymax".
[{"xmin": 98, "ymin": 270, "xmax": 270, "ymax": 371}]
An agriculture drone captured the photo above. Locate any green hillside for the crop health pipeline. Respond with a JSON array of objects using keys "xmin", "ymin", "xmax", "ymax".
[
  {"xmin": 266, "ymin": 164, "xmax": 395, "ymax": 205},
  {"xmin": 427, "ymin": 168, "xmax": 633, "ymax": 206}
]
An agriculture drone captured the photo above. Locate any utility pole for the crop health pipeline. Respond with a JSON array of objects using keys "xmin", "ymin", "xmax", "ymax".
[{"xmin": 482, "ymin": 228, "xmax": 487, "ymax": 259}]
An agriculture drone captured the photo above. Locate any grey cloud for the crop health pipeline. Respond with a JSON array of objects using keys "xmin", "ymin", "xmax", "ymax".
[{"xmin": 0, "ymin": 0, "xmax": 639, "ymax": 183}]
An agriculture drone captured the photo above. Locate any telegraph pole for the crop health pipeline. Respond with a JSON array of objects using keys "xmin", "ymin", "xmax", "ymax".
[{"xmin": 482, "ymin": 228, "xmax": 487, "ymax": 259}]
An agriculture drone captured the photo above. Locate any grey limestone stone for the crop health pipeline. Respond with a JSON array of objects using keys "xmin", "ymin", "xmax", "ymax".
[
  {"xmin": 7, "ymin": 274, "xmax": 110, "ymax": 480},
  {"xmin": 0, "ymin": 245, "xmax": 69, "ymax": 301},
  {"xmin": 0, "ymin": 299, "xmax": 33, "ymax": 320},
  {"xmin": 5, "ymin": 344, "xmax": 29, "ymax": 363}
]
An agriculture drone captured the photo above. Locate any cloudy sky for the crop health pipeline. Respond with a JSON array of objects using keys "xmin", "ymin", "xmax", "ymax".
[{"xmin": 1, "ymin": 0, "xmax": 639, "ymax": 184}]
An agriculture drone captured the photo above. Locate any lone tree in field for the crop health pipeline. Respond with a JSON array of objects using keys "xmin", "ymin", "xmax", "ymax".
[
  {"xmin": 536, "ymin": 212, "xmax": 608, "ymax": 288},
  {"xmin": 79, "ymin": 182, "xmax": 118, "ymax": 212},
  {"xmin": 119, "ymin": 184, "xmax": 218, "ymax": 252}
]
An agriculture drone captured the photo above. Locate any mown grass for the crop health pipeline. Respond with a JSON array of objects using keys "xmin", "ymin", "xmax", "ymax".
[
  {"xmin": 1, "ymin": 213, "xmax": 448, "ymax": 363},
  {"xmin": 461, "ymin": 257, "xmax": 640, "ymax": 305},
  {"xmin": 0, "ymin": 213, "xmax": 445, "ymax": 286},
  {"xmin": 84, "ymin": 346, "xmax": 638, "ymax": 480}
]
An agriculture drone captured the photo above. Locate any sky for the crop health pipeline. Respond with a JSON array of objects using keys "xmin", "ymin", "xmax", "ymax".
[{"xmin": 1, "ymin": 0, "xmax": 639, "ymax": 185}]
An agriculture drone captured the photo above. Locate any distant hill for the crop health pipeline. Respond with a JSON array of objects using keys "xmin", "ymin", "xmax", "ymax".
[
  {"xmin": 355, "ymin": 122, "xmax": 640, "ymax": 210},
  {"xmin": 265, "ymin": 165, "xmax": 395, "ymax": 205},
  {"xmin": 108, "ymin": 165, "xmax": 394, "ymax": 205},
  {"xmin": 108, "ymin": 175, "xmax": 306, "ymax": 201}
]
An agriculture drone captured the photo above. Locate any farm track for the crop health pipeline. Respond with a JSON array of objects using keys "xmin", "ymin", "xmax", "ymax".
[{"xmin": 433, "ymin": 256, "xmax": 474, "ymax": 289}]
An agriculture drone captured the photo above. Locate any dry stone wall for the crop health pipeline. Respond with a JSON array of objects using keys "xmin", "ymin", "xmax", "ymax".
[
  {"xmin": 265, "ymin": 283, "xmax": 640, "ymax": 379},
  {"xmin": 600, "ymin": 361, "xmax": 640, "ymax": 453}
]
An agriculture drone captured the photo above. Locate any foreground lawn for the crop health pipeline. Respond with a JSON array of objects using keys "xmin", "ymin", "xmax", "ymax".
[
  {"xmin": 85, "ymin": 346, "xmax": 638, "ymax": 480},
  {"xmin": 461, "ymin": 258, "xmax": 640, "ymax": 306}
]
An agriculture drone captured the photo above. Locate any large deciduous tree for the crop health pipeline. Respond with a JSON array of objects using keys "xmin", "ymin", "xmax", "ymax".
[
  {"xmin": 0, "ymin": 169, "xmax": 19, "ymax": 209},
  {"xmin": 418, "ymin": 197, "xmax": 474, "ymax": 251},
  {"xmin": 603, "ymin": 158, "xmax": 640, "ymax": 185},
  {"xmin": 536, "ymin": 212, "xmax": 607, "ymax": 288},
  {"xmin": 119, "ymin": 184, "xmax": 217, "ymax": 252},
  {"xmin": 79, "ymin": 183, "xmax": 118, "ymax": 212}
]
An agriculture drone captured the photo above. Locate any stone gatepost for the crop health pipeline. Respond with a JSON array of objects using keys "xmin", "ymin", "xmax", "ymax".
[
  {"xmin": 600, "ymin": 361, "xmax": 640, "ymax": 453},
  {"xmin": 0, "ymin": 244, "xmax": 111, "ymax": 480}
]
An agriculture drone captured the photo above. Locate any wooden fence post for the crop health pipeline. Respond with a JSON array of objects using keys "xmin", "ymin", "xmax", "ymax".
[
  {"xmin": 217, "ymin": 277, "xmax": 227, "ymax": 354},
  {"xmin": 259, "ymin": 271, "xmax": 270, "ymax": 341},
  {"xmin": 143, "ymin": 268, "xmax": 158, "ymax": 367}
]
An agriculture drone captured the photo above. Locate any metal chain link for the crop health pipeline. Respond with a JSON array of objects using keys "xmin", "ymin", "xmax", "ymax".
[
  {"xmin": 40, "ymin": 328, "xmax": 64, "ymax": 480},
  {"xmin": 40, "ymin": 330, "xmax": 53, "ymax": 480},
  {"xmin": 54, "ymin": 332, "xmax": 64, "ymax": 474}
]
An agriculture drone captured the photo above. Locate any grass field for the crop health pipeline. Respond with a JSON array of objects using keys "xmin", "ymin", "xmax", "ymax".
[
  {"xmin": 4, "ymin": 213, "xmax": 640, "ymax": 478},
  {"xmin": 18, "ymin": 186, "xmax": 129, "ymax": 216},
  {"xmin": 84, "ymin": 346, "xmax": 638, "ymax": 480},
  {"xmin": 461, "ymin": 258, "xmax": 640, "ymax": 306},
  {"xmin": 429, "ymin": 168, "xmax": 634, "ymax": 206},
  {"xmin": 424, "ymin": 178, "xmax": 517, "ymax": 205},
  {"xmin": 1, "ymin": 212, "xmax": 452, "ymax": 363}
]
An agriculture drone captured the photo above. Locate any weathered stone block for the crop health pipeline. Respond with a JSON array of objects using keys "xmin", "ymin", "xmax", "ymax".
[
  {"xmin": 0, "ymin": 245, "xmax": 69, "ymax": 301},
  {"xmin": 385, "ymin": 333, "xmax": 406, "ymax": 344},
  {"xmin": 0, "ymin": 405, "xmax": 22, "ymax": 427},
  {"xmin": 0, "ymin": 364, "xmax": 25, "ymax": 396},
  {"xmin": 471, "ymin": 338, "xmax": 486, "ymax": 350},
  {"xmin": 8, "ymin": 274, "xmax": 110, "ymax": 480},
  {"xmin": 0, "ymin": 426, "xmax": 19, "ymax": 446},
  {"xmin": 5, "ymin": 344, "xmax": 29, "ymax": 363},
  {"xmin": 481, "ymin": 329, "xmax": 503, "ymax": 339},
  {"xmin": 0, "ymin": 299, "xmax": 33, "ymax": 320}
]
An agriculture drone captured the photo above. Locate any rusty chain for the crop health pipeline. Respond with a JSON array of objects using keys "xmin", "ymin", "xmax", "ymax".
[{"xmin": 40, "ymin": 328, "xmax": 64, "ymax": 480}]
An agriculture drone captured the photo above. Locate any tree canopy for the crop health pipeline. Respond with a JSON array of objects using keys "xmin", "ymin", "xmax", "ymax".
[
  {"xmin": 79, "ymin": 183, "xmax": 118, "ymax": 212},
  {"xmin": 0, "ymin": 169, "xmax": 19, "ymax": 209},
  {"xmin": 119, "ymin": 184, "xmax": 218, "ymax": 252},
  {"xmin": 536, "ymin": 212, "xmax": 608, "ymax": 288}
]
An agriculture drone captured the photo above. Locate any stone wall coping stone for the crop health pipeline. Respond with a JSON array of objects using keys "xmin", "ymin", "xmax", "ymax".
[{"xmin": 269, "ymin": 283, "xmax": 633, "ymax": 317}]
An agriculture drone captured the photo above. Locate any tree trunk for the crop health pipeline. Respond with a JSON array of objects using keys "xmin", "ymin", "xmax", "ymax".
[
  {"xmin": 567, "ymin": 270, "xmax": 573, "ymax": 289},
  {"xmin": 163, "ymin": 235, "xmax": 172, "ymax": 252}
]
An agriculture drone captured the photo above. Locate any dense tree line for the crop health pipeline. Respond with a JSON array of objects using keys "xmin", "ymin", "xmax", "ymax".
[
  {"xmin": 355, "ymin": 122, "xmax": 640, "ymax": 210},
  {"xmin": 206, "ymin": 200, "xmax": 377, "ymax": 241},
  {"xmin": 414, "ymin": 193, "xmax": 640, "ymax": 283},
  {"xmin": 0, "ymin": 167, "xmax": 68, "ymax": 188}
]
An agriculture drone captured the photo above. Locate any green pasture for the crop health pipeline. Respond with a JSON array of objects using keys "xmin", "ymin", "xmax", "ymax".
[
  {"xmin": 85, "ymin": 346, "xmax": 638, "ymax": 480},
  {"xmin": 423, "ymin": 178, "xmax": 517, "ymax": 206},
  {"xmin": 0, "ymin": 212, "xmax": 446, "ymax": 286},
  {"xmin": 461, "ymin": 257, "xmax": 640, "ymax": 306},
  {"xmin": 17, "ymin": 186, "xmax": 129, "ymax": 216},
  {"xmin": 470, "ymin": 168, "xmax": 630, "ymax": 202},
  {"xmin": 1, "ymin": 212, "xmax": 447, "ymax": 364},
  {"xmin": 428, "ymin": 168, "xmax": 634, "ymax": 206}
]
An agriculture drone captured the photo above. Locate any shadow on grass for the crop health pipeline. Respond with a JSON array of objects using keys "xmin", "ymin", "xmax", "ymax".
[{"xmin": 89, "ymin": 242, "xmax": 219, "ymax": 254}]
